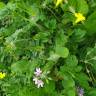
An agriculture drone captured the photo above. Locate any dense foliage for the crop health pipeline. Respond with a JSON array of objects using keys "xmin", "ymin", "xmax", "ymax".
[{"xmin": 0, "ymin": 0, "xmax": 96, "ymax": 96}]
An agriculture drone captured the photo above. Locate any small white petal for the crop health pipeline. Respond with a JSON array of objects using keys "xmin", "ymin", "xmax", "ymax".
[
  {"xmin": 36, "ymin": 80, "xmax": 44, "ymax": 88},
  {"xmin": 33, "ymin": 77, "xmax": 38, "ymax": 84}
]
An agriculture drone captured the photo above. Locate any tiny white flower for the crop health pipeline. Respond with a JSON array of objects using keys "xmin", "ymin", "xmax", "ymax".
[
  {"xmin": 33, "ymin": 77, "xmax": 38, "ymax": 84},
  {"xmin": 37, "ymin": 80, "xmax": 44, "ymax": 88},
  {"xmin": 34, "ymin": 68, "xmax": 42, "ymax": 77}
]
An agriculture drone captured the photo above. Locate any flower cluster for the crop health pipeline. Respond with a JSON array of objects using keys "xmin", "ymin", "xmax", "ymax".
[
  {"xmin": 33, "ymin": 68, "xmax": 44, "ymax": 88},
  {"xmin": 0, "ymin": 72, "xmax": 6, "ymax": 79}
]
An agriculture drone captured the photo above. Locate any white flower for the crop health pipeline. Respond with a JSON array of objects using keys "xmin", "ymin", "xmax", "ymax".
[
  {"xmin": 37, "ymin": 80, "xmax": 44, "ymax": 88},
  {"xmin": 33, "ymin": 77, "xmax": 44, "ymax": 88},
  {"xmin": 34, "ymin": 68, "xmax": 42, "ymax": 77},
  {"xmin": 33, "ymin": 77, "xmax": 38, "ymax": 84}
]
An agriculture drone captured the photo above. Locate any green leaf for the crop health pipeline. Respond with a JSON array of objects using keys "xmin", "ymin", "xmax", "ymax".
[
  {"xmin": 11, "ymin": 60, "xmax": 29, "ymax": 74},
  {"xmin": 62, "ymin": 12, "xmax": 74, "ymax": 25},
  {"xmin": 44, "ymin": 81, "xmax": 55, "ymax": 94},
  {"xmin": 75, "ymin": 73, "xmax": 90, "ymax": 89},
  {"xmin": 71, "ymin": 29, "xmax": 86, "ymax": 42},
  {"xmin": 87, "ymin": 89, "xmax": 96, "ymax": 96},
  {"xmin": 62, "ymin": 76, "xmax": 75, "ymax": 88},
  {"xmin": 47, "ymin": 53, "xmax": 60, "ymax": 61},
  {"xmin": 85, "ymin": 11, "xmax": 96, "ymax": 35},
  {"xmin": 85, "ymin": 46, "xmax": 96, "ymax": 71},
  {"xmin": 55, "ymin": 46, "xmax": 69, "ymax": 58},
  {"xmin": 11, "ymin": 59, "xmax": 37, "ymax": 75},
  {"xmin": 76, "ymin": 0, "xmax": 89, "ymax": 14},
  {"xmin": 55, "ymin": 30, "xmax": 68, "ymax": 46},
  {"xmin": 0, "ymin": 2, "xmax": 5, "ymax": 9},
  {"xmin": 62, "ymin": 75, "xmax": 75, "ymax": 96},
  {"xmin": 67, "ymin": 88, "xmax": 75, "ymax": 96},
  {"xmin": 45, "ymin": 19, "xmax": 57, "ymax": 30},
  {"xmin": 66, "ymin": 55, "xmax": 78, "ymax": 66},
  {"xmin": 68, "ymin": 0, "xmax": 89, "ymax": 14},
  {"xmin": 68, "ymin": 0, "xmax": 77, "ymax": 8}
]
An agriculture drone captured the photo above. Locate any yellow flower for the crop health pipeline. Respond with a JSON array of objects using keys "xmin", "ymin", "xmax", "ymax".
[
  {"xmin": 0, "ymin": 72, "xmax": 6, "ymax": 79},
  {"xmin": 56, "ymin": 0, "xmax": 63, "ymax": 7},
  {"xmin": 74, "ymin": 13, "xmax": 86, "ymax": 24}
]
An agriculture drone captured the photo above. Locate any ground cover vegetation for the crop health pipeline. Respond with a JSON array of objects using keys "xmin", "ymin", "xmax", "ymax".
[{"xmin": 0, "ymin": 0, "xmax": 96, "ymax": 96}]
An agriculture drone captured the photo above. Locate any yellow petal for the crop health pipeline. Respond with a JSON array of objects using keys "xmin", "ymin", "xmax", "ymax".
[
  {"xmin": 56, "ymin": 0, "xmax": 63, "ymax": 7},
  {"xmin": 74, "ymin": 13, "xmax": 85, "ymax": 24},
  {"xmin": 0, "ymin": 72, "xmax": 6, "ymax": 79}
]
